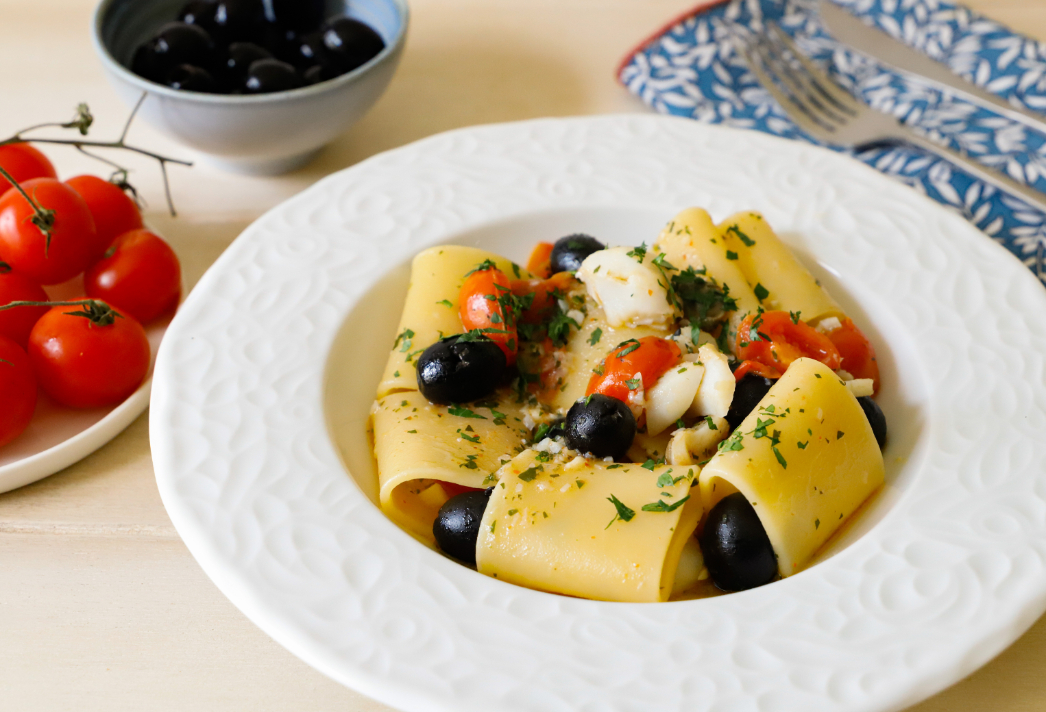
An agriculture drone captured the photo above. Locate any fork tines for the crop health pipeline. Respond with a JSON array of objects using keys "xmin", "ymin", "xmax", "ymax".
[{"xmin": 733, "ymin": 23, "xmax": 857, "ymax": 138}]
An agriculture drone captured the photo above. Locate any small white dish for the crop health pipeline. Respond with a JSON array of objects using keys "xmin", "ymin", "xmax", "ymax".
[
  {"xmin": 151, "ymin": 115, "xmax": 1046, "ymax": 712},
  {"xmin": 0, "ymin": 274, "xmax": 171, "ymax": 494}
]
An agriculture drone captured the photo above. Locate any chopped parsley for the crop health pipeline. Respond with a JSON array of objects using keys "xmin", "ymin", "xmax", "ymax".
[
  {"xmin": 464, "ymin": 259, "xmax": 497, "ymax": 277},
  {"xmin": 626, "ymin": 377, "xmax": 642, "ymax": 390},
  {"xmin": 798, "ymin": 441, "xmax": 808, "ymax": 449},
  {"xmin": 518, "ymin": 467, "xmax": 540, "ymax": 482},
  {"xmin": 641, "ymin": 459, "xmax": 658, "ymax": 470},
  {"xmin": 671, "ymin": 267, "xmax": 738, "ymax": 331},
  {"xmin": 753, "ymin": 283, "xmax": 770, "ymax": 301},
  {"xmin": 393, "ymin": 328, "xmax": 415, "ymax": 352},
  {"xmin": 725, "ymin": 250, "xmax": 739, "ymax": 261},
  {"xmin": 588, "ymin": 328, "xmax": 603, "ymax": 346},
  {"xmin": 789, "ymin": 310, "xmax": 802, "ymax": 325},
  {"xmin": 437, "ymin": 299, "xmax": 454, "ymax": 308},
  {"xmin": 815, "ymin": 518, "xmax": 820, "ymax": 530},
  {"xmin": 460, "ymin": 454, "xmax": 479, "ymax": 469},
  {"xmin": 615, "ymin": 339, "xmax": 641, "ymax": 358},
  {"xmin": 725, "ymin": 224, "xmax": 755, "ymax": 246},
  {"xmin": 705, "ymin": 415, "xmax": 718, "ymax": 430},
  {"xmin": 772, "ymin": 446, "xmax": 787, "ymax": 468},
  {"xmin": 605, "ymin": 494, "xmax": 636, "ymax": 529},
  {"xmin": 448, "ymin": 405, "xmax": 487, "ymax": 419},
  {"xmin": 532, "ymin": 422, "xmax": 551, "ymax": 442},
  {"xmin": 837, "ymin": 430, "xmax": 845, "ymax": 440},
  {"xmin": 457, "ymin": 429, "xmax": 481, "ymax": 443},
  {"xmin": 641, "ymin": 495, "xmax": 691, "ymax": 513},
  {"xmin": 626, "ymin": 242, "xmax": 647, "ymax": 263}
]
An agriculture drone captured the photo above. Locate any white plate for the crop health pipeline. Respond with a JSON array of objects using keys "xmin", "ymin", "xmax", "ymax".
[
  {"xmin": 0, "ymin": 276, "xmax": 171, "ymax": 494},
  {"xmin": 150, "ymin": 115, "xmax": 1046, "ymax": 712}
]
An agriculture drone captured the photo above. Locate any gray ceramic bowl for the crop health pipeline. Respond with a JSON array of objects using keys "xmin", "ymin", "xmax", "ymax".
[{"xmin": 92, "ymin": 0, "xmax": 408, "ymax": 174}]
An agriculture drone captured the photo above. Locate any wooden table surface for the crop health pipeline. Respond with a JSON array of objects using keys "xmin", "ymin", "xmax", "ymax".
[{"xmin": 1, "ymin": 0, "xmax": 1044, "ymax": 709}]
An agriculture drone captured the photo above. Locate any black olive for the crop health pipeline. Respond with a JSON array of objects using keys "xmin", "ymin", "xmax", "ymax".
[
  {"xmin": 726, "ymin": 373, "xmax": 775, "ymax": 430},
  {"xmin": 212, "ymin": 0, "xmax": 265, "ymax": 42},
  {"xmin": 321, "ymin": 17, "xmax": 385, "ymax": 74},
  {"xmin": 433, "ymin": 490, "xmax": 491, "ymax": 564},
  {"xmin": 699, "ymin": 492, "xmax": 778, "ymax": 591},
  {"xmin": 132, "ymin": 22, "xmax": 216, "ymax": 84},
  {"xmin": 218, "ymin": 41, "xmax": 271, "ymax": 89},
  {"xmin": 166, "ymin": 64, "xmax": 218, "ymax": 92},
  {"xmin": 178, "ymin": 0, "xmax": 219, "ymax": 35},
  {"xmin": 858, "ymin": 396, "xmax": 887, "ymax": 449},
  {"xmin": 261, "ymin": 0, "xmax": 324, "ymax": 33},
  {"xmin": 564, "ymin": 394, "xmax": 636, "ymax": 460},
  {"xmin": 549, "ymin": 233, "xmax": 605, "ymax": 274},
  {"xmin": 285, "ymin": 30, "xmax": 327, "ymax": 69},
  {"xmin": 243, "ymin": 58, "xmax": 303, "ymax": 93},
  {"xmin": 416, "ymin": 335, "xmax": 506, "ymax": 405}
]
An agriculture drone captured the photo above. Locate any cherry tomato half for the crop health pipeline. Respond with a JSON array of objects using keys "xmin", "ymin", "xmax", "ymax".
[
  {"xmin": 824, "ymin": 317, "xmax": 880, "ymax": 393},
  {"xmin": 587, "ymin": 335, "xmax": 681, "ymax": 404},
  {"xmin": 735, "ymin": 310, "xmax": 841, "ymax": 374},
  {"xmin": 0, "ymin": 178, "xmax": 97, "ymax": 285},
  {"xmin": 510, "ymin": 271, "xmax": 577, "ymax": 324},
  {"xmin": 733, "ymin": 359, "xmax": 782, "ymax": 381},
  {"xmin": 65, "ymin": 175, "xmax": 143, "ymax": 259},
  {"xmin": 526, "ymin": 241, "xmax": 554, "ymax": 279},
  {"xmin": 459, "ymin": 265, "xmax": 517, "ymax": 364},
  {"xmin": 0, "ymin": 144, "xmax": 57, "ymax": 199},
  {"xmin": 28, "ymin": 300, "xmax": 150, "ymax": 409},
  {"xmin": 0, "ymin": 266, "xmax": 49, "ymax": 348},
  {"xmin": 85, "ymin": 229, "xmax": 181, "ymax": 324},
  {"xmin": 0, "ymin": 335, "xmax": 37, "ymax": 448}
]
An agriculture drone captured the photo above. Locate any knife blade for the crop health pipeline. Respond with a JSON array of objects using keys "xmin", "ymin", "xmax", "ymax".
[{"xmin": 818, "ymin": 0, "xmax": 1046, "ymax": 132}]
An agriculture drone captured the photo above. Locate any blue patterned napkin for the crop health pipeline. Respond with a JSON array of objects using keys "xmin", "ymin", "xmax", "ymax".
[{"xmin": 620, "ymin": 0, "xmax": 1046, "ymax": 284}]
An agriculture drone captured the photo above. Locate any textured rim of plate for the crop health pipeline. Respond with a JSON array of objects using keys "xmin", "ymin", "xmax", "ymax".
[{"xmin": 150, "ymin": 115, "xmax": 1046, "ymax": 712}]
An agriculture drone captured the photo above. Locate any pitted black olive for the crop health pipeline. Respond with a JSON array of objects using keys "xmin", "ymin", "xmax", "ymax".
[
  {"xmin": 549, "ymin": 233, "xmax": 605, "ymax": 274},
  {"xmin": 261, "ymin": 0, "xmax": 324, "ymax": 33},
  {"xmin": 322, "ymin": 17, "xmax": 386, "ymax": 73},
  {"xmin": 212, "ymin": 0, "xmax": 265, "ymax": 42},
  {"xmin": 433, "ymin": 490, "xmax": 491, "ymax": 564},
  {"xmin": 564, "ymin": 394, "xmax": 635, "ymax": 460},
  {"xmin": 726, "ymin": 373, "xmax": 775, "ymax": 430},
  {"xmin": 858, "ymin": 396, "xmax": 887, "ymax": 449},
  {"xmin": 132, "ymin": 22, "xmax": 216, "ymax": 84},
  {"xmin": 416, "ymin": 335, "xmax": 507, "ymax": 405},
  {"xmin": 699, "ymin": 492, "xmax": 778, "ymax": 591},
  {"xmin": 219, "ymin": 41, "xmax": 272, "ymax": 88},
  {"xmin": 243, "ymin": 58, "xmax": 303, "ymax": 93},
  {"xmin": 166, "ymin": 64, "xmax": 218, "ymax": 92}
]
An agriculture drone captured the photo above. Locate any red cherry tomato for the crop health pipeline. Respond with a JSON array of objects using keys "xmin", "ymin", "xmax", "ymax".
[
  {"xmin": 526, "ymin": 241, "xmax": 554, "ymax": 279},
  {"xmin": 28, "ymin": 300, "xmax": 150, "ymax": 409},
  {"xmin": 510, "ymin": 271, "xmax": 577, "ymax": 324},
  {"xmin": 0, "ymin": 336, "xmax": 37, "ymax": 448},
  {"xmin": 586, "ymin": 335, "xmax": 681, "ymax": 403},
  {"xmin": 65, "ymin": 175, "xmax": 143, "ymax": 259},
  {"xmin": 0, "ymin": 266, "xmax": 49, "ymax": 348},
  {"xmin": 824, "ymin": 317, "xmax": 880, "ymax": 394},
  {"xmin": 0, "ymin": 144, "xmax": 57, "ymax": 199},
  {"xmin": 85, "ymin": 229, "xmax": 181, "ymax": 324},
  {"xmin": 735, "ymin": 310, "xmax": 841, "ymax": 374},
  {"xmin": 458, "ymin": 264, "xmax": 517, "ymax": 364},
  {"xmin": 733, "ymin": 359, "xmax": 782, "ymax": 381},
  {"xmin": 0, "ymin": 178, "xmax": 97, "ymax": 285}
]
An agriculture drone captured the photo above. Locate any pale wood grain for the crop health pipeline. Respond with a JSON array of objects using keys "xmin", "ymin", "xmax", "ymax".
[{"xmin": 0, "ymin": 0, "xmax": 1045, "ymax": 709}]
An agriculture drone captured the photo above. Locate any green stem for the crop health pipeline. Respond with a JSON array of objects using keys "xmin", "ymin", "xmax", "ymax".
[
  {"xmin": 0, "ymin": 299, "xmax": 124, "ymax": 326},
  {"xmin": 0, "ymin": 166, "xmax": 55, "ymax": 249}
]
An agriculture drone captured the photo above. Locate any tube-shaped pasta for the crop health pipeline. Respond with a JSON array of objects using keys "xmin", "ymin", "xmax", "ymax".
[
  {"xmin": 377, "ymin": 246, "xmax": 528, "ymax": 398},
  {"xmin": 718, "ymin": 211, "xmax": 844, "ymax": 326},
  {"xmin": 652, "ymin": 208, "xmax": 760, "ymax": 347},
  {"xmin": 477, "ymin": 451, "xmax": 702, "ymax": 602},
  {"xmin": 698, "ymin": 358, "xmax": 884, "ymax": 576}
]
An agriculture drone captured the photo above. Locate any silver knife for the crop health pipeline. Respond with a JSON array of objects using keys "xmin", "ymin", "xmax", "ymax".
[{"xmin": 818, "ymin": 0, "xmax": 1046, "ymax": 133}]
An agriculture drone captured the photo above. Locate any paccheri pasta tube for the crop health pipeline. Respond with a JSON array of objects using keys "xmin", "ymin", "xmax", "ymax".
[
  {"xmin": 698, "ymin": 358, "xmax": 884, "ymax": 576},
  {"xmin": 477, "ymin": 450, "xmax": 703, "ymax": 602}
]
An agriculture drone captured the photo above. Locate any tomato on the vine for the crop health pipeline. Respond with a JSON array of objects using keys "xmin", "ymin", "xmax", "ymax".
[
  {"xmin": 458, "ymin": 263, "xmax": 517, "ymax": 364},
  {"xmin": 0, "ymin": 266, "xmax": 49, "ymax": 347},
  {"xmin": 0, "ymin": 144, "xmax": 57, "ymax": 199},
  {"xmin": 0, "ymin": 178, "xmax": 97, "ymax": 285},
  {"xmin": 735, "ymin": 310, "xmax": 841, "ymax": 374},
  {"xmin": 85, "ymin": 229, "xmax": 181, "ymax": 324},
  {"xmin": 65, "ymin": 175, "xmax": 143, "ymax": 258},
  {"xmin": 0, "ymin": 335, "xmax": 37, "ymax": 448},
  {"xmin": 28, "ymin": 300, "xmax": 150, "ymax": 409},
  {"xmin": 587, "ymin": 335, "xmax": 681, "ymax": 404}
]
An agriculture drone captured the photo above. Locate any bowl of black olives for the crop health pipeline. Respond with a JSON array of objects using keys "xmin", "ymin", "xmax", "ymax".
[{"xmin": 92, "ymin": 0, "xmax": 408, "ymax": 174}]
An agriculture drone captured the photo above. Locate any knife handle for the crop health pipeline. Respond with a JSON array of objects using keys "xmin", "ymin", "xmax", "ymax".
[{"xmin": 898, "ymin": 127, "xmax": 1046, "ymax": 214}]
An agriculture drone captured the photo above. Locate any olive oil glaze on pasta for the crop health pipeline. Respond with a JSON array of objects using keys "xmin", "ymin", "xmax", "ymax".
[{"xmin": 368, "ymin": 207, "xmax": 887, "ymax": 603}]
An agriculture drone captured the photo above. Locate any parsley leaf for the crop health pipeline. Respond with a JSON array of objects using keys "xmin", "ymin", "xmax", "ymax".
[
  {"xmin": 464, "ymin": 259, "xmax": 498, "ymax": 277},
  {"xmin": 725, "ymin": 250, "xmax": 739, "ymax": 261},
  {"xmin": 725, "ymin": 224, "xmax": 755, "ymax": 246},
  {"xmin": 626, "ymin": 242, "xmax": 647, "ymax": 263},
  {"xmin": 641, "ymin": 494, "xmax": 691, "ymax": 513},
  {"xmin": 625, "ymin": 376, "xmax": 642, "ymax": 390},
  {"xmin": 753, "ymin": 283, "xmax": 770, "ymax": 301},
  {"xmin": 518, "ymin": 467, "xmax": 540, "ymax": 482},
  {"xmin": 448, "ymin": 405, "xmax": 487, "ymax": 419},
  {"xmin": 605, "ymin": 494, "xmax": 636, "ymax": 528},
  {"xmin": 615, "ymin": 339, "xmax": 641, "ymax": 358},
  {"xmin": 587, "ymin": 327, "xmax": 603, "ymax": 346},
  {"xmin": 393, "ymin": 328, "xmax": 415, "ymax": 352}
]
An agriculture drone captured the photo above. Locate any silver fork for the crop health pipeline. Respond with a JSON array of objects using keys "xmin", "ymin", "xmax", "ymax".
[{"xmin": 733, "ymin": 23, "xmax": 1046, "ymax": 213}]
